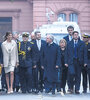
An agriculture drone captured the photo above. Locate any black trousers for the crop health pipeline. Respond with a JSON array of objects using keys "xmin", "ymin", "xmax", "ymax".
[
  {"xmin": 69, "ymin": 59, "xmax": 81, "ymax": 91},
  {"xmin": 19, "ymin": 67, "xmax": 32, "ymax": 92},
  {"xmin": 82, "ymin": 68, "xmax": 87, "ymax": 91},
  {"xmin": 32, "ymin": 68, "xmax": 38, "ymax": 90},
  {"xmin": 13, "ymin": 67, "xmax": 20, "ymax": 90}
]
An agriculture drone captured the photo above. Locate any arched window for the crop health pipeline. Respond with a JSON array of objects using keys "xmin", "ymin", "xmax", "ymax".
[
  {"xmin": 69, "ymin": 13, "xmax": 78, "ymax": 23},
  {"xmin": 58, "ymin": 13, "xmax": 66, "ymax": 21}
]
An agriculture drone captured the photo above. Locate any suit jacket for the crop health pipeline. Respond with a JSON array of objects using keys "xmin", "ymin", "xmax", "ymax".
[
  {"xmin": 1, "ymin": 40, "xmax": 19, "ymax": 67},
  {"xmin": 64, "ymin": 35, "xmax": 70, "ymax": 42},
  {"xmin": 67, "ymin": 39, "xmax": 87, "ymax": 74},
  {"xmin": 33, "ymin": 40, "xmax": 46, "ymax": 63}
]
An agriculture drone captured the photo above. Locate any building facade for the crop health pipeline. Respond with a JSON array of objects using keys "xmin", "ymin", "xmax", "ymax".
[{"xmin": 0, "ymin": 0, "xmax": 90, "ymax": 41}]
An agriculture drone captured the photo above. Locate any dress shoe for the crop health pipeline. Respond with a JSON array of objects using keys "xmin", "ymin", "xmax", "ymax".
[
  {"xmin": 45, "ymin": 89, "xmax": 51, "ymax": 93},
  {"xmin": 32, "ymin": 89, "xmax": 35, "ymax": 93},
  {"xmin": 27, "ymin": 90, "xmax": 32, "ymax": 93},
  {"xmin": 16, "ymin": 86, "xmax": 20, "ymax": 92},
  {"xmin": 40, "ymin": 88, "xmax": 43, "ymax": 93},
  {"xmin": 22, "ymin": 91, "xmax": 26, "ymax": 94},
  {"xmin": 52, "ymin": 90, "xmax": 55, "ymax": 95},
  {"xmin": 75, "ymin": 91, "xmax": 80, "ymax": 94},
  {"xmin": 82, "ymin": 90, "xmax": 87, "ymax": 94},
  {"xmin": 35, "ymin": 89, "xmax": 39, "ymax": 94},
  {"xmin": 67, "ymin": 89, "xmax": 74, "ymax": 94}
]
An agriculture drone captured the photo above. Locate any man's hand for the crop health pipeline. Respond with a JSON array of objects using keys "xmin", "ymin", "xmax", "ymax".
[
  {"xmin": 41, "ymin": 66, "xmax": 44, "ymax": 69},
  {"xmin": 56, "ymin": 65, "xmax": 59, "ymax": 68},
  {"xmin": 33, "ymin": 65, "xmax": 37, "ymax": 68},
  {"xmin": 1, "ymin": 64, "xmax": 3, "ymax": 68},
  {"xmin": 84, "ymin": 64, "xmax": 87, "ymax": 67},
  {"xmin": 65, "ymin": 64, "xmax": 68, "ymax": 67},
  {"xmin": 16, "ymin": 62, "xmax": 19, "ymax": 67}
]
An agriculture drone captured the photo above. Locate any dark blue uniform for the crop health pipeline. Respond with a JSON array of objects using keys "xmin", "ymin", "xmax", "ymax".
[
  {"xmin": 41, "ymin": 42, "xmax": 60, "ymax": 94},
  {"xmin": 67, "ymin": 39, "xmax": 87, "ymax": 93},
  {"xmin": 87, "ymin": 43, "xmax": 90, "ymax": 91},
  {"xmin": 32, "ymin": 40, "xmax": 46, "ymax": 93},
  {"xmin": 18, "ymin": 41, "xmax": 36, "ymax": 93}
]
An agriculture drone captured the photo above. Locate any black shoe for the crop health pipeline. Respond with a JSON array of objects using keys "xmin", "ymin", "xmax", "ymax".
[
  {"xmin": 63, "ymin": 89, "xmax": 66, "ymax": 94},
  {"xmin": 32, "ymin": 89, "xmax": 35, "ymax": 93},
  {"xmin": 40, "ymin": 88, "xmax": 43, "ymax": 93},
  {"xmin": 22, "ymin": 91, "xmax": 26, "ymax": 94},
  {"xmin": 45, "ymin": 89, "xmax": 51, "ymax": 93},
  {"xmin": 35, "ymin": 89, "xmax": 39, "ymax": 94},
  {"xmin": 67, "ymin": 89, "xmax": 74, "ymax": 94},
  {"xmin": 27, "ymin": 90, "xmax": 32, "ymax": 93},
  {"xmin": 75, "ymin": 91, "xmax": 80, "ymax": 94},
  {"xmin": 82, "ymin": 90, "xmax": 87, "ymax": 94},
  {"xmin": 57, "ymin": 89, "xmax": 61, "ymax": 92},
  {"xmin": 52, "ymin": 91, "xmax": 55, "ymax": 95},
  {"xmin": 16, "ymin": 86, "xmax": 20, "ymax": 92}
]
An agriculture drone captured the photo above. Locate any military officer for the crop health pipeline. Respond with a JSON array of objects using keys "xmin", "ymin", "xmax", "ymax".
[
  {"xmin": 18, "ymin": 32, "xmax": 36, "ymax": 93},
  {"xmin": 82, "ymin": 33, "xmax": 90, "ymax": 93}
]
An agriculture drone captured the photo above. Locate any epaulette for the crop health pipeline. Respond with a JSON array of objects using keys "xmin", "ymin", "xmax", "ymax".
[{"xmin": 30, "ymin": 41, "xmax": 34, "ymax": 44}]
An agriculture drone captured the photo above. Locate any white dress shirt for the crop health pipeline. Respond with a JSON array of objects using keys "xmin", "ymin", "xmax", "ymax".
[{"xmin": 36, "ymin": 39, "xmax": 41, "ymax": 51}]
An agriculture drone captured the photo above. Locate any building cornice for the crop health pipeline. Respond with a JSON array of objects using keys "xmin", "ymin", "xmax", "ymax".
[{"xmin": 0, "ymin": 9, "xmax": 21, "ymax": 13}]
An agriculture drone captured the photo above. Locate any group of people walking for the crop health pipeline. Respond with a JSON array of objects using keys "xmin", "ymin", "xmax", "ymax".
[{"xmin": 0, "ymin": 25, "xmax": 90, "ymax": 95}]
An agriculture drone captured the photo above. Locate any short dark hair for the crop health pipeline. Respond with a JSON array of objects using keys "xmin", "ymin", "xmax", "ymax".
[
  {"xmin": 67, "ymin": 26, "xmax": 74, "ymax": 30},
  {"xmin": 72, "ymin": 31, "xmax": 79, "ymax": 35},
  {"xmin": 34, "ymin": 31, "xmax": 41, "ymax": 35}
]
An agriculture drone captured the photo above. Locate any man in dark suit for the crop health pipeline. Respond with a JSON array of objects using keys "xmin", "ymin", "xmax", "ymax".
[
  {"xmin": 63, "ymin": 26, "xmax": 74, "ymax": 92},
  {"xmin": 13, "ymin": 33, "xmax": 20, "ymax": 92},
  {"xmin": 32, "ymin": 31, "xmax": 46, "ymax": 93},
  {"xmin": 64, "ymin": 26, "xmax": 74, "ymax": 42},
  {"xmin": 67, "ymin": 31, "xmax": 87, "ymax": 94},
  {"xmin": 41, "ymin": 35, "xmax": 60, "ymax": 95}
]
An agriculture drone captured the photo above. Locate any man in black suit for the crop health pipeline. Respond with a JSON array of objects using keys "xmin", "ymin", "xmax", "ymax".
[
  {"xmin": 63, "ymin": 26, "xmax": 74, "ymax": 92},
  {"xmin": 67, "ymin": 31, "xmax": 87, "ymax": 94},
  {"xmin": 32, "ymin": 31, "xmax": 46, "ymax": 93},
  {"xmin": 64, "ymin": 26, "xmax": 74, "ymax": 42}
]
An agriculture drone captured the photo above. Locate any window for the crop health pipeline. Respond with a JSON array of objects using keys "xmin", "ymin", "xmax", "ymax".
[
  {"xmin": 58, "ymin": 13, "xmax": 66, "ymax": 21},
  {"xmin": 69, "ymin": 13, "xmax": 78, "ymax": 23},
  {"xmin": 0, "ymin": 17, "xmax": 12, "ymax": 22}
]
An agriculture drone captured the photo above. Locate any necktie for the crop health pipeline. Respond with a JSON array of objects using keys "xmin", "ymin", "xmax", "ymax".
[{"xmin": 74, "ymin": 41, "xmax": 78, "ymax": 58}]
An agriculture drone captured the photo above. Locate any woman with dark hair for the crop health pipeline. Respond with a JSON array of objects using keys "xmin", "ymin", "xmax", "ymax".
[{"xmin": 1, "ymin": 32, "xmax": 19, "ymax": 94}]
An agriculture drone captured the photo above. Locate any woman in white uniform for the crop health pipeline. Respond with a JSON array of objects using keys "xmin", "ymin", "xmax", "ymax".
[{"xmin": 1, "ymin": 32, "xmax": 19, "ymax": 94}]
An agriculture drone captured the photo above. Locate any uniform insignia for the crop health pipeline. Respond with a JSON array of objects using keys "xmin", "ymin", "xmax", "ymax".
[
  {"xmin": 30, "ymin": 42, "xmax": 34, "ymax": 44},
  {"xmin": 28, "ymin": 47, "xmax": 31, "ymax": 51}
]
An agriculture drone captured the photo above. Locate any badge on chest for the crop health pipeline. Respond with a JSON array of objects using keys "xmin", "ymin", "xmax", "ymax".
[{"xmin": 27, "ymin": 47, "xmax": 31, "ymax": 51}]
